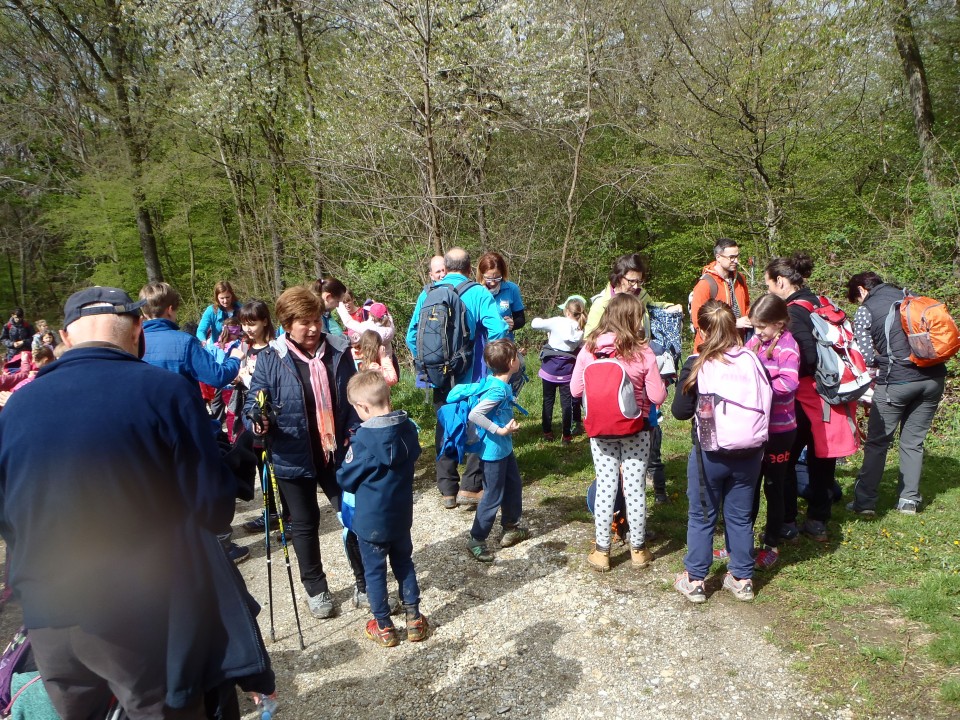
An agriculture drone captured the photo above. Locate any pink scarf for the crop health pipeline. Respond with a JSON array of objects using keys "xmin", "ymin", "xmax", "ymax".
[{"xmin": 285, "ymin": 337, "xmax": 337, "ymax": 461}]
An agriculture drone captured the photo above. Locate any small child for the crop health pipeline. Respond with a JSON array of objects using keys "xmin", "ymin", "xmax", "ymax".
[
  {"xmin": 337, "ymin": 371, "xmax": 429, "ymax": 647},
  {"xmin": 466, "ymin": 339, "xmax": 530, "ymax": 562},
  {"xmin": 356, "ymin": 329, "xmax": 398, "ymax": 386},
  {"xmin": 532, "ymin": 295, "xmax": 586, "ymax": 443}
]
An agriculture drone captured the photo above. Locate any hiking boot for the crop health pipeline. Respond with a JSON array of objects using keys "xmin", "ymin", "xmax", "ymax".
[
  {"xmin": 352, "ymin": 588, "xmax": 400, "ymax": 614},
  {"xmin": 779, "ymin": 522, "xmax": 799, "ymax": 542},
  {"xmin": 242, "ymin": 513, "xmax": 280, "ymax": 534},
  {"xmin": 561, "ymin": 435, "xmax": 573, "ymax": 445},
  {"xmin": 712, "ymin": 547, "xmax": 729, "ymax": 561},
  {"xmin": 654, "ymin": 493, "xmax": 670, "ymax": 505},
  {"xmin": 364, "ymin": 619, "xmax": 399, "ymax": 648},
  {"xmin": 442, "ymin": 495, "xmax": 458, "ymax": 509},
  {"xmin": 801, "ymin": 519, "xmax": 828, "ymax": 542},
  {"xmin": 467, "ymin": 537, "xmax": 494, "ymax": 563},
  {"xmin": 500, "ymin": 526, "xmax": 530, "ymax": 548},
  {"xmin": 405, "ymin": 614, "xmax": 430, "ymax": 643},
  {"xmin": 543, "ymin": 431, "xmax": 555, "ymax": 441},
  {"xmin": 630, "ymin": 546, "xmax": 653, "ymax": 568},
  {"xmin": 845, "ymin": 501, "xmax": 876, "ymax": 518},
  {"xmin": 456, "ymin": 490, "xmax": 483, "ymax": 507},
  {"xmin": 674, "ymin": 571, "xmax": 707, "ymax": 603},
  {"xmin": 587, "ymin": 544, "xmax": 610, "ymax": 572},
  {"xmin": 897, "ymin": 498, "xmax": 919, "ymax": 515},
  {"xmin": 307, "ymin": 590, "xmax": 336, "ymax": 619},
  {"xmin": 225, "ymin": 542, "xmax": 250, "ymax": 564},
  {"xmin": 723, "ymin": 573, "xmax": 755, "ymax": 601},
  {"xmin": 754, "ymin": 546, "xmax": 779, "ymax": 571}
]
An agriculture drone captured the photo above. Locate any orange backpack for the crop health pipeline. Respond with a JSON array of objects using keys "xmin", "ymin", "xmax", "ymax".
[{"xmin": 895, "ymin": 294, "xmax": 960, "ymax": 367}]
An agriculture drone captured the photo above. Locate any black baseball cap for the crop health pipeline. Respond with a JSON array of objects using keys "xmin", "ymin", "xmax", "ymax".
[{"xmin": 63, "ymin": 287, "xmax": 145, "ymax": 329}]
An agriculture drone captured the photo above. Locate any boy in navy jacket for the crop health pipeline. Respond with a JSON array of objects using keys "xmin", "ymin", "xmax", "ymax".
[{"xmin": 337, "ymin": 371, "xmax": 429, "ymax": 647}]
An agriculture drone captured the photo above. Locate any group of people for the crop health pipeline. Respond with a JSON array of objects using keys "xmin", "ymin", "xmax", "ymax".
[{"xmin": 0, "ymin": 238, "xmax": 947, "ymax": 718}]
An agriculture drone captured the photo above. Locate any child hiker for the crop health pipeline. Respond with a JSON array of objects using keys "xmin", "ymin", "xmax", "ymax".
[
  {"xmin": 532, "ymin": 295, "xmax": 586, "ymax": 444},
  {"xmin": 570, "ymin": 292, "xmax": 667, "ymax": 572},
  {"xmin": 463, "ymin": 339, "xmax": 530, "ymax": 562},
  {"xmin": 672, "ymin": 301, "xmax": 772, "ymax": 603},
  {"xmin": 356, "ymin": 329, "xmax": 398, "ymax": 386},
  {"xmin": 337, "ymin": 371, "xmax": 429, "ymax": 647}
]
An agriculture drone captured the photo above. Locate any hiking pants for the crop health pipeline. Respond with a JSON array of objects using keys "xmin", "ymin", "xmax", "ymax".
[
  {"xmin": 433, "ymin": 386, "xmax": 483, "ymax": 497},
  {"xmin": 786, "ymin": 402, "xmax": 837, "ymax": 524},
  {"xmin": 648, "ymin": 425, "xmax": 666, "ymax": 495},
  {"xmin": 853, "ymin": 377, "xmax": 945, "ymax": 508},
  {"xmin": 685, "ymin": 447, "xmax": 762, "ymax": 581},
  {"xmin": 471, "ymin": 453, "xmax": 523, "ymax": 542},
  {"xmin": 541, "ymin": 378, "xmax": 574, "ymax": 436},
  {"xmin": 590, "ymin": 433, "xmax": 651, "ymax": 550},
  {"xmin": 357, "ymin": 532, "xmax": 420, "ymax": 627},
  {"xmin": 751, "ymin": 429, "xmax": 797, "ymax": 548}
]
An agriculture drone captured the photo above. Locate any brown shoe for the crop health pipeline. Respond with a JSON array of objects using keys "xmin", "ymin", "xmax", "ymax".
[
  {"xmin": 406, "ymin": 614, "xmax": 430, "ymax": 642},
  {"xmin": 456, "ymin": 490, "xmax": 483, "ymax": 506},
  {"xmin": 631, "ymin": 546, "xmax": 653, "ymax": 568},
  {"xmin": 441, "ymin": 496, "xmax": 458, "ymax": 509},
  {"xmin": 587, "ymin": 545, "xmax": 610, "ymax": 572}
]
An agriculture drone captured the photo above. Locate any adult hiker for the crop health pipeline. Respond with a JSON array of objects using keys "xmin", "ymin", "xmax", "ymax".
[
  {"xmin": 689, "ymin": 238, "xmax": 752, "ymax": 350},
  {"xmin": 0, "ymin": 286, "xmax": 272, "ymax": 720}
]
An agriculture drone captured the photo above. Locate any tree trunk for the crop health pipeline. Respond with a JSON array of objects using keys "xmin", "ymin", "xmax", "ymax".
[{"xmin": 891, "ymin": 0, "xmax": 940, "ymax": 189}]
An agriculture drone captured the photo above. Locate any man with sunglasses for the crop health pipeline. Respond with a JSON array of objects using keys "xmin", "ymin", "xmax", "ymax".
[{"xmin": 689, "ymin": 238, "xmax": 752, "ymax": 350}]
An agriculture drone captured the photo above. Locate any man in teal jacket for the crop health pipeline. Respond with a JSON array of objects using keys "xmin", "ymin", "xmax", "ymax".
[{"xmin": 406, "ymin": 247, "xmax": 508, "ymax": 509}]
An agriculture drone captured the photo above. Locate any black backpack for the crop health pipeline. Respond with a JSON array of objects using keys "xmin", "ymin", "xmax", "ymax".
[{"xmin": 414, "ymin": 280, "xmax": 477, "ymax": 389}]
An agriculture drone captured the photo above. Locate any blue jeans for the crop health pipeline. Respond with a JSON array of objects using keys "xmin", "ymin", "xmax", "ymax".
[
  {"xmin": 356, "ymin": 532, "xmax": 420, "ymax": 627},
  {"xmin": 684, "ymin": 447, "xmax": 762, "ymax": 581},
  {"xmin": 471, "ymin": 453, "xmax": 523, "ymax": 542}
]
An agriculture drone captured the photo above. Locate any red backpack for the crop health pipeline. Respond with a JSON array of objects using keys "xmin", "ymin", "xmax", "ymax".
[{"xmin": 582, "ymin": 352, "xmax": 647, "ymax": 438}]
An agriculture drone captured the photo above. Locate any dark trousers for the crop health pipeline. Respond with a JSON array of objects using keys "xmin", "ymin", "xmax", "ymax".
[
  {"xmin": 433, "ymin": 386, "xmax": 483, "ymax": 497},
  {"xmin": 541, "ymin": 379, "xmax": 573, "ymax": 436},
  {"xmin": 471, "ymin": 453, "xmax": 523, "ymax": 542},
  {"xmin": 786, "ymin": 402, "xmax": 837, "ymax": 524},
  {"xmin": 356, "ymin": 532, "xmax": 420, "ymax": 627},
  {"xmin": 276, "ymin": 469, "xmax": 365, "ymax": 596},
  {"xmin": 648, "ymin": 425, "xmax": 666, "ymax": 494},
  {"xmin": 30, "ymin": 625, "xmax": 206, "ymax": 720},
  {"xmin": 752, "ymin": 429, "xmax": 797, "ymax": 547}
]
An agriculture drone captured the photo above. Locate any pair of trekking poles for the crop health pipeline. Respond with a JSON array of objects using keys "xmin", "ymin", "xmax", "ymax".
[{"xmin": 251, "ymin": 390, "xmax": 306, "ymax": 650}]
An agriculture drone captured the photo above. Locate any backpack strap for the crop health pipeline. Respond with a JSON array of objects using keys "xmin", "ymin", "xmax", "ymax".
[
  {"xmin": 787, "ymin": 298, "xmax": 816, "ymax": 314},
  {"xmin": 4, "ymin": 674, "xmax": 42, "ymax": 715},
  {"xmin": 454, "ymin": 280, "xmax": 478, "ymax": 297},
  {"xmin": 701, "ymin": 274, "xmax": 719, "ymax": 300}
]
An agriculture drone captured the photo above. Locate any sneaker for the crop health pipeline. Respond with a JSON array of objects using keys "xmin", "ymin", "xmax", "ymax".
[
  {"xmin": 543, "ymin": 431, "xmax": 555, "ymax": 441},
  {"xmin": 845, "ymin": 501, "xmax": 876, "ymax": 518},
  {"xmin": 723, "ymin": 572, "xmax": 755, "ymax": 601},
  {"xmin": 456, "ymin": 490, "xmax": 483, "ymax": 507},
  {"xmin": 226, "ymin": 542, "xmax": 250, "ymax": 564},
  {"xmin": 587, "ymin": 545, "xmax": 610, "ymax": 572},
  {"xmin": 467, "ymin": 537, "xmax": 494, "ymax": 563},
  {"xmin": 307, "ymin": 590, "xmax": 336, "ymax": 619},
  {"xmin": 365, "ymin": 619, "xmax": 399, "ymax": 647},
  {"xmin": 561, "ymin": 435, "xmax": 573, "ymax": 445},
  {"xmin": 712, "ymin": 547, "xmax": 729, "ymax": 561},
  {"xmin": 406, "ymin": 614, "xmax": 430, "ymax": 643},
  {"xmin": 441, "ymin": 495, "xmax": 458, "ymax": 510},
  {"xmin": 242, "ymin": 513, "xmax": 280, "ymax": 533},
  {"xmin": 630, "ymin": 546, "xmax": 653, "ymax": 568},
  {"xmin": 674, "ymin": 571, "xmax": 707, "ymax": 603},
  {"xmin": 654, "ymin": 493, "xmax": 670, "ymax": 505},
  {"xmin": 779, "ymin": 522, "xmax": 799, "ymax": 542},
  {"xmin": 897, "ymin": 498, "xmax": 919, "ymax": 515},
  {"xmin": 754, "ymin": 546, "xmax": 779, "ymax": 570},
  {"xmin": 801, "ymin": 519, "xmax": 828, "ymax": 542},
  {"xmin": 500, "ymin": 526, "xmax": 530, "ymax": 548},
  {"xmin": 352, "ymin": 588, "xmax": 400, "ymax": 614}
]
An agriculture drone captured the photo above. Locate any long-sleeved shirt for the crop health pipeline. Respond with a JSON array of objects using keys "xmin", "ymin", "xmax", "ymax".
[{"xmin": 746, "ymin": 331, "xmax": 800, "ymax": 433}]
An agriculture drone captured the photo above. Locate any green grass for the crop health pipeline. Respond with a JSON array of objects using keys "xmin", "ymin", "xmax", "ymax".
[{"xmin": 395, "ymin": 359, "xmax": 960, "ymax": 718}]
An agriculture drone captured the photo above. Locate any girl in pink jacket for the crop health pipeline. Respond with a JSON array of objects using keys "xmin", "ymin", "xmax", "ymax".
[{"xmin": 571, "ymin": 293, "xmax": 667, "ymax": 573}]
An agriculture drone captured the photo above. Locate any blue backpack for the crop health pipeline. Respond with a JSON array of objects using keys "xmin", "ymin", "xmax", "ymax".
[
  {"xmin": 414, "ymin": 280, "xmax": 478, "ymax": 389},
  {"xmin": 436, "ymin": 378, "xmax": 528, "ymax": 463}
]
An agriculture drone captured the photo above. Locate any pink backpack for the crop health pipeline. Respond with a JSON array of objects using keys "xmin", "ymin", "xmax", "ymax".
[
  {"xmin": 582, "ymin": 353, "xmax": 647, "ymax": 438},
  {"xmin": 695, "ymin": 347, "xmax": 772, "ymax": 453}
]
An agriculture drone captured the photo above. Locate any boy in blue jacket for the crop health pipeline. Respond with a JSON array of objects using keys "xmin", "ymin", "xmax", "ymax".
[
  {"xmin": 466, "ymin": 339, "xmax": 530, "ymax": 562},
  {"xmin": 337, "ymin": 371, "xmax": 429, "ymax": 647}
]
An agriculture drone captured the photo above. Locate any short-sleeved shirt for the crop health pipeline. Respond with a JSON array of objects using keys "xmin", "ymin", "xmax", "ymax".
[{"xmin": 490, "ymin": 281, "xmax": 524, "ymax": 340}]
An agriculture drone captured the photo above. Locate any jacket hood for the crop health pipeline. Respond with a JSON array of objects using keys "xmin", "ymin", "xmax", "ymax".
[
  {"xmin": 593, "ymin": 332, "xmax": 618, "ymax": 354},
  {"xmin": 356, "ymin": 410, "xmax": 418, "ymax": 466},
  {"xmin": 143, "ymin": 318, "xmax": 179, "ymax": 332}
]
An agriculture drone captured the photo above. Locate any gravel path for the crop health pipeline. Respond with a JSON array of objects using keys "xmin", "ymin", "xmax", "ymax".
[{"xmin": 233, "ymin": 466, "xmax": 865, "ymax": 720}]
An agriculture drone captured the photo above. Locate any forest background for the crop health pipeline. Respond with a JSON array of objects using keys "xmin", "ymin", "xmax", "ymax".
[{"xmin": 1, "ymin": 0, "xmax": 959, "ymax": 329}]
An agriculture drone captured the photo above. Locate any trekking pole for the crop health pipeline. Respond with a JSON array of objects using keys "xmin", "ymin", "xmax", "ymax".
[
  {"xmin": 259, "ymin": 452, "xmax": 275, "ymax": 642},
  {"xmin": 265, "ymin": 450, "xmax": 306, "ymax": 650}
]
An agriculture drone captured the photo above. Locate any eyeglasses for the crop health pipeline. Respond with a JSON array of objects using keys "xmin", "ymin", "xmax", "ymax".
[
  {"xmin": 623, "ymin": 277, "xmax": 644, "ymax": 287},
  {"xmin": 483, "ymin": 276, "xmax": 503, "ymax": 283},
  {"xmin": 720, "ymin": 254, "xmax": 740, "ymax": 261}
]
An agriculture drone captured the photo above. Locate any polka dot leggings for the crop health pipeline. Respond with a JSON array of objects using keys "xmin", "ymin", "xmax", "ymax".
[{"xmin": 590, "ymin": 432, "xmax": 651, "ymax": 550}]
